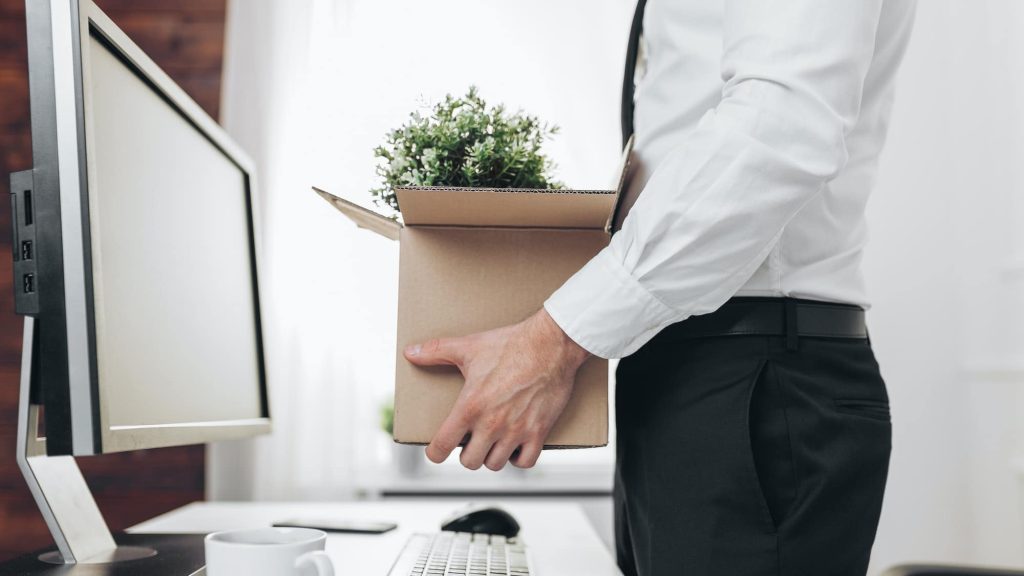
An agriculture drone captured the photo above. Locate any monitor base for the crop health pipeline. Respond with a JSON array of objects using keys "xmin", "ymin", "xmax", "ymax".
[
  {"xmin": 38, "ymin": 546, "xmax": 157, "ymax": 565},
  {"xmin": 15, "ymin": 318, "xmax": 119, "ymax": 562},
  {"xmin": 0, "ymin": 533, "xmax": 206, "ymax": 575}
]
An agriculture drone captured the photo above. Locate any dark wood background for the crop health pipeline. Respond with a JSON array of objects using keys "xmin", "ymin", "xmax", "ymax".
[{"xmin": 0, "ymin": 0, "xmax": 228, "ymax": 561}]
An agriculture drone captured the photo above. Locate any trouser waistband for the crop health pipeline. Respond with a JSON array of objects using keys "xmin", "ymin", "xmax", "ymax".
[{"xmin": 662, "ymin": 297, "xmax": 867, "ymax": 350}]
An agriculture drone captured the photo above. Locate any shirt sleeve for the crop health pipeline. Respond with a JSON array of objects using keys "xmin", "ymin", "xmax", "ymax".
[{"xmin": 544, "ymin": 0, "xmax": 886, "ymax": 359}]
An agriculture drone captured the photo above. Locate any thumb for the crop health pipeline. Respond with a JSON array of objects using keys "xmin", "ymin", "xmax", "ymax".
[{"xmin": 404, "ymin": 337, "xmax": 466, "ymax": 367}]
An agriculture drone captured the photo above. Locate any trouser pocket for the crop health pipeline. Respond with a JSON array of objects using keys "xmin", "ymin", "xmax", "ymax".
[
  {"xmin": 833, "ymin": 398, "xmax": 891, "ymax": 422},
  {"xmin": 747, "ymin": 360, "xmax": 798, "ymax": 532}
]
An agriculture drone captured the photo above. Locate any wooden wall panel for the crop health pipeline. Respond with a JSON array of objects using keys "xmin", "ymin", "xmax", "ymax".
[{"xmin": 0, "ymin": 0, "xmax": 228, "ymax": 561}]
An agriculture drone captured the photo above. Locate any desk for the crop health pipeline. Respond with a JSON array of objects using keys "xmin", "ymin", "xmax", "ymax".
[{"xmin": 130, "ymin": 500, "xmax": 622, "ymax": 575}]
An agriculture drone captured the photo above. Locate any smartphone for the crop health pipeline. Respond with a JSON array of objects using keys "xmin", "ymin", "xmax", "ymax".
[{"xmin": 273, "ymin": 518, "xmax": 398, "ymax": 534}]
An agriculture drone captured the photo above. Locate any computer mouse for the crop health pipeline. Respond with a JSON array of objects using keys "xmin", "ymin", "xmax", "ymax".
[{"xmin": 441, "ymin": 505, "xmax": 521, "ymax": 538}]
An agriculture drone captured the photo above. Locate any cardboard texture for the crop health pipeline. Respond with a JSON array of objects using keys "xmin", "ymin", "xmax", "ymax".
[
  {"xmin": 396, "ymin": 187, "xmax": 617, "ymax": 230},
  {"xmin": 315, "ymin": 139, "xmax": 632, "ymax": 448}
]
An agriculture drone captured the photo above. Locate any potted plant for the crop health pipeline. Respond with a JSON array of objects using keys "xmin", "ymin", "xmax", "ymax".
[{"xmin": 371, "ymin": 86, "xmax": 563, "ymax": 214}]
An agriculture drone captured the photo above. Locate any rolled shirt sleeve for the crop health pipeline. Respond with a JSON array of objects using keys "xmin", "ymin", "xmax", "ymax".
[{"xmin": 545, "ymin": 0, "xmax": 887, "ymax": 359}]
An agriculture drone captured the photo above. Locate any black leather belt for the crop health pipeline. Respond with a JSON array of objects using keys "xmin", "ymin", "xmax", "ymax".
[{"xmin": 663, "ymin": 297, "xmax": 867, "ymax": 349}]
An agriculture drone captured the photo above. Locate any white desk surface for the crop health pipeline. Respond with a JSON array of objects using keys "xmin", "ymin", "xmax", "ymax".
[
  {"xmin": 130, "ymin": 500, "xmax": 622, "ymax": 576},
  {"xmin": 355, "ymin": 464, "xmax": 614, "ymax": 496}
]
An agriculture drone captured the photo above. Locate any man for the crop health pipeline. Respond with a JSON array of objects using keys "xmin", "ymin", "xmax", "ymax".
[{"xmin": 403, "ymin": 0, "xmax": 917, "ymax": 574}]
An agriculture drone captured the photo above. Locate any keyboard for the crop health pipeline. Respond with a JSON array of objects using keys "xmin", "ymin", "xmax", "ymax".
[{"xmin": 387, "ymin": 532, "xmax": 532, "ymax": 576}]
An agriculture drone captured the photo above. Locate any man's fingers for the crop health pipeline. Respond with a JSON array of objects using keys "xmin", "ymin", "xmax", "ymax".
[
  {"xmin": 510, "ymin": 440, "xmax": 543, "ymax": 469},
  {"xmin": 484, "ymin": 440, "xmax": 520, "ymax": 472},
  {"xmin": 404, "ymin": 337, "xmax": 467, "ymax": 367},
  {"xmin": 459, "ymin": 431, "xmax": 495, "ymax": 471},
  {"xmin": 425, "ymin": 412, "xmax": 470, "ymax": 464}
]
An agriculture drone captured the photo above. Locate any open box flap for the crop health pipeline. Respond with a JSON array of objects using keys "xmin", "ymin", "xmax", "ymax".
[
  {"xmin": 395, "ymin": 187, "xmax": 617, "ymax": 230},
  {"xmin": 314, "ymin": 187, "xmax": 402, "ymax": 241}
]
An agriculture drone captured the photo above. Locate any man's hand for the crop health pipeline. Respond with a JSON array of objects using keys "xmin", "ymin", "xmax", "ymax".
[{"xmin": 404, "ymin": 308, "xmax": 590, "ymax": 471}]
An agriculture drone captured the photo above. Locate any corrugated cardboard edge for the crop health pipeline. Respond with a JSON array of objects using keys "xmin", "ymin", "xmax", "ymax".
[
  {"xmin": 392, "ymin": 440, "xmax": 608, "ymax": 449},
  {"xmin": 396, "ymin": 186, "xmax": 617, "ymax": 195},
  {"xmin": 607, "ymin": 134, "xmax": 636, "ymax": 233},
  {"xmin": 395, "ymin": 187, "xmax": 618, "ymax": 230},
  {"xmin": 313, "ymin": 186, "xmax": 402, "ymax": 241}
]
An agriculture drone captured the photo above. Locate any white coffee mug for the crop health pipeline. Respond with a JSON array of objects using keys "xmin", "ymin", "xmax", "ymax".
[{"xmin": 205, "ymin": 527, "xmax": 335, "ymax": 576}]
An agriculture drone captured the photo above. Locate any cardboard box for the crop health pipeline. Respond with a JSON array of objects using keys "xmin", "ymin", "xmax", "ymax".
[{"xmin": 314, "ymin": 142, "xmax": 631, "ymax": 448}]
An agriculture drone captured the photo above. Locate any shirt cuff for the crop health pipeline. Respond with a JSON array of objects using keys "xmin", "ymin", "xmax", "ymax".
[{"xmin": 543, "ymin": 247, "xmax": 683, "ymax": 359}]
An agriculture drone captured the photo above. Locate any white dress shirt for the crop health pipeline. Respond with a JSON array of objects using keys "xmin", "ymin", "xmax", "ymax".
[{"xmin": 544, "ymin": 0, "xmax": 917, "ymax": 359}]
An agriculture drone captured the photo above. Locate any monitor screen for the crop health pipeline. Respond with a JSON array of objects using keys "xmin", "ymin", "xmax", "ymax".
[{"xmin": 86, "ymin": 31, "xmax": 266, "ymax": 444}]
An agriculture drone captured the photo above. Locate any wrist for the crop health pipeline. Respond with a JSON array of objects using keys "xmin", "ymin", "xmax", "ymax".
[{"xmin": 532, "ymin": 308, "xmax": 590, "ymax": 370}]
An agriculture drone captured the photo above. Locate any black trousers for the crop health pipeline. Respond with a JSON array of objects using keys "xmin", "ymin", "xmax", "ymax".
[{"xmin": 614, "ymin": 309, "xmax": 891, "ymax": 576}]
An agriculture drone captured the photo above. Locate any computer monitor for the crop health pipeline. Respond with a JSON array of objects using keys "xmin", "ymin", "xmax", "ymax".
[
  {"xmin": 7, "ymin": 0, "xmax": 271, "ymax": 569},
  {"xmin": 15, "ymin": 0, "xmax": 270, "ymax": 456}
]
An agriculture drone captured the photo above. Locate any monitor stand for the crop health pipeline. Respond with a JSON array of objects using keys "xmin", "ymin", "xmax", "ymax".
[{"xmin": 9, "ymin": 317, "xmax": 206, "ymax": 575}]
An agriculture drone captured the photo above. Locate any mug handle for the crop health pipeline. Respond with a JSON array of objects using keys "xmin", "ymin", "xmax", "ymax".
[{"xmin": 295, "ymin": 550, "xmax": 335, "ymax": 576}]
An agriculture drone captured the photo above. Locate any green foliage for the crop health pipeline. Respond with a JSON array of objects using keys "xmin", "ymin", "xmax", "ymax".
[
  {"xmin": 371, "ymin": 86, "xmax": 563, "ymax": 213},
  {"xmin": 380, "ymin": 400, "xmax": 394, "ymax": 437}
]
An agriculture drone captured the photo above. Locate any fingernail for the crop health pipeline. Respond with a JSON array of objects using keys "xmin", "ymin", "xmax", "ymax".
[{"xmin": 405, "ymin": 344, "xmax": 421, "ymax": 356}]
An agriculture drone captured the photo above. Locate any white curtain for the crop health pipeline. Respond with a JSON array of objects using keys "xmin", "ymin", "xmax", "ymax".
[
  {"xmin": 209, "ymin": 0, "xmax": 395, "ymax": 501},
  {"xmin": 210, "ymin": 0, "xmax": 633, "ymax": 501}
]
